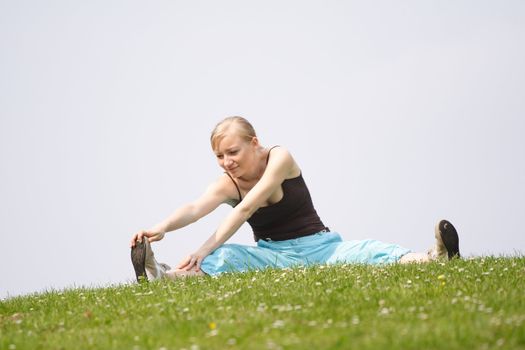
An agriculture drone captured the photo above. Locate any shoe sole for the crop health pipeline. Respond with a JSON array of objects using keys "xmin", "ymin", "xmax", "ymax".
[
  {"xmin": 438, "ymin": 220, "xmax": 460, "ymax": 259},
  {"xmin": 131, "ymin": 240, "xmax": 148, "ymax": 282}
]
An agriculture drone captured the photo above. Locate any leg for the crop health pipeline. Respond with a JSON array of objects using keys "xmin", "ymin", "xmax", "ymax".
[
  {"xmin": 165, "ymin": 268, "xmax": 206, "ymax": 279},
  {"xmin": 399, "ymin": 252, "xmax": 430, "ymax": 264},
  {"xmin": 200, "ymin": 243, "xmax": 297, "ymax": 275},
  {"xmin": 324, "ymin": 234, "xmax": 412, "ymax": 265}
]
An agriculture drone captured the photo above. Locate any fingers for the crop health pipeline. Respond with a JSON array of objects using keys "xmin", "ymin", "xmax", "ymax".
[
  {"xmin": 177, "ymin": 255, "xmax": 200, "ymax": 271},
  {"xmin": 174, "ymin": 255, "xmax": 203, "ymax": 273},
  {"xmin": 196, "ymin": 257, "xmax": 203, "ymax": 272},
  {"xmin": 176, "ymin": 256, "xmax": 191, "ymax": 270},
  {"xmin": 130, "ymin": 233, "xmax": 138, "ymax": 248},
  {"xmin": 186, "ymin": 256, "xmax": 204, "ymax": 272},
  {"xmin": 188, "ymin": 256, "xmax": 200, "ymax": 271},
  {"xmin": 130, "ymin": 230, "xmax": 147, "ymax": 248},
  {"xmin": 184, "ymin": 257, "xmax": 196, "ymax": 271}
]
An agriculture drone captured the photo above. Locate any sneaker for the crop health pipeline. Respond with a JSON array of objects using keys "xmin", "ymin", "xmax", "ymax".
[
  {"xmin": 143, "ymin": 239, "xmax": 171, "ymax": 280},
  {"xmin": 131, "ymin": 239, "xmax": 148, "ymax": 282},
  {"xmin": 432, "ymin": 219, "xmax": 460, "ymax": 260}
]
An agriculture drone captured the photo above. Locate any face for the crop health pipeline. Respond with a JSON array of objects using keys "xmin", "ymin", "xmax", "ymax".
[{"xmin": 214, "ymin": 133, "xmax": 257, "ymax": 178}]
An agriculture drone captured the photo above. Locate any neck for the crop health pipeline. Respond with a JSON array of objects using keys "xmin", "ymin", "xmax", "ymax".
[{"xmin": 238, "ymin": 146, "xmax": 267, "ymax": 182}]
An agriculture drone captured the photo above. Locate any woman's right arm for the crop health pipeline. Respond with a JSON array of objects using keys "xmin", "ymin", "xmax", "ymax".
[{"xmin": 130, "ymin": 175, "xmax": 236, "ymax": 247}]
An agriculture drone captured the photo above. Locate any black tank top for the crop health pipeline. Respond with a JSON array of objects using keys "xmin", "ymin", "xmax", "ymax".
[{"xmin": 226, "ymin": 147, "xmax": 327, "ymax": 241}]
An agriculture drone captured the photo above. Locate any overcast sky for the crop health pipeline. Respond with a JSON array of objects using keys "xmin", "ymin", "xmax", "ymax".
[{"xmin": 1, "ymin": 1, "xmax": 524, "ymax": 299}]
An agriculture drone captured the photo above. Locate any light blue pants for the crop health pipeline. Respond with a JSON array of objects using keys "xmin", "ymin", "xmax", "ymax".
[{"xmin": 200, "ymin": 231, "xmax": 411, "ymax": 275}]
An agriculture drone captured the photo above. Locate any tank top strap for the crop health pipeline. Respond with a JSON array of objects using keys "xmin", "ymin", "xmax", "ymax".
[
  {"xmin": 225, "ymin": 145, "xmax": 280, "ymax": 202},
  {"xmin": 224, "ymin": 172, "xmax": 242, "ymax": 201},
  {"xmin": 266, "ymin": 145, "xmax": 281, "ymax": 164}
]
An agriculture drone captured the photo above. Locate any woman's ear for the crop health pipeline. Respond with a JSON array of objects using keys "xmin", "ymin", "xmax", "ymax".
[{"xmin": 251, "ymin": 136, "xmax": 260, "ymax": 147}]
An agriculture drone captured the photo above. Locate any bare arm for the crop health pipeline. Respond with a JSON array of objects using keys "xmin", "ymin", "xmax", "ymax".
[
  {"xmin": 150, "ymin": 188, "xmax": 223, "ymax": 233},
  {"xmin": 178, "ymin": 147, "xmax": 298, "ymax": 270},
  {"xmin": 130, "ymin": 175, "xmax": 238, "ymax": 247}
]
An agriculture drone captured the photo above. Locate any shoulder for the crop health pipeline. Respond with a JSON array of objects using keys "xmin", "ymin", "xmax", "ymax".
[
  {"xmin": 206, "ymin": 173, "xmax": 242, "ymax": 203},
  {"xmin": 266, "ymin": 146, "xmax": 301, "ymax": 179}
]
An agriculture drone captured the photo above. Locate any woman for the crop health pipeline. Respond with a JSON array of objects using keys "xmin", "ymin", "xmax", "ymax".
[{"xmin": 130, "ymin": 116, "xmax": 460, "ymax": 281}]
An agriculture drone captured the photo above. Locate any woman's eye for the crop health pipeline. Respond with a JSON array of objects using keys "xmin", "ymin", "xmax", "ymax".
[{"xmin": 216, "ymin": 155, "xmax": 224, "ymax": 159}]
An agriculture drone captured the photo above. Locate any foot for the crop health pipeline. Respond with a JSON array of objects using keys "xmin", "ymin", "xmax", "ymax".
[
  {"xmin": 429, "ymin": 219, "xmax": 460, "ymax": 260},
  {"xmin": 143, "ymin": 238, "xmax": 171, "ymax": 280},
  {"xmin": 131, "ymin": 239, "xmax": 148, "ymax": 282}
]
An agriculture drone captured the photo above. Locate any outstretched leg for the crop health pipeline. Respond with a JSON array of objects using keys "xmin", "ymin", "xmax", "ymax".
[
  {"xmin": 399, "ymin": 252, "xmax": 430, "ymax": 263},
  {"xmin": 165, "ymin": 268, "xmax": 206, "ymax": 279}
]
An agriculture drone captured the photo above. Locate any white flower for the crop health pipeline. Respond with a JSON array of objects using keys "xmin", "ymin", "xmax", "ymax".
[
  {"xmin": 379, "ymin": 308, "xmax": 390, "ymax": 315},
  {"xmin": 272, "ymin": 320, "xmax": 285, "ymax": 328}
]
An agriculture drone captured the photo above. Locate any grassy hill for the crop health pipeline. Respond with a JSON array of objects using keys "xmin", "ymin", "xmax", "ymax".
[{"xmin": 1, "ymin": 257, "xmax": 524, "ymax": 349}]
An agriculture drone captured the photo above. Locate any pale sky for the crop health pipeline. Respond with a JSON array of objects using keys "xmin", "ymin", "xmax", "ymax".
[{"xmin": 1, "ymin": 1, "xmax": 524, "ymax": 299}]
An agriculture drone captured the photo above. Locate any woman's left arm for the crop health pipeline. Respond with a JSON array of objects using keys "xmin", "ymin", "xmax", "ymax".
[{"xmin": 178, "ymin": 147, "xmax": 296, "ymax": 271}]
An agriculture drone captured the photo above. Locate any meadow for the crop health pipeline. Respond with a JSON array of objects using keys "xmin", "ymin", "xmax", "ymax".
[{"xmin": 1, "ymin": 257, "xmax": 524, "ymax": 349}]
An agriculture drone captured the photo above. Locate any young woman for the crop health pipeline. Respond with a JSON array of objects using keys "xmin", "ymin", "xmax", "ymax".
[{"xmin": 130, "ymin": 116, "xmax": 460, "ymax": 281}]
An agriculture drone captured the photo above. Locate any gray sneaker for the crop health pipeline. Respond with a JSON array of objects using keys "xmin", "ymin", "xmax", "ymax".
[
  {"xmin": 131, "ymin": 240, "xmax": 148, "ymax": 282},
  {"xmin": 431, "ymin": 220, "xmax": 460, "ymax": 260},
  {"xmin": 143, "ymin": 239, "xmax": 171, "ymax": 280},
  {"xmin": 131, "ymin": 238, "xmax": 171, "ymax": 282}
]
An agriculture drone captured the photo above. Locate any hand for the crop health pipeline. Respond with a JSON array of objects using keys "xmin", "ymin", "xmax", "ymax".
[
  {"xmin": 176, "ymin": 249, "xmax": 210, "ymax": 272},
  {"xmin": 130, "ymin": 229, "xmax": 166, "ymax": 248}
]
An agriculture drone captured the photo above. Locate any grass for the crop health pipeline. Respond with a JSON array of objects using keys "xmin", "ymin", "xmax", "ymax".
[{"xmin": 1, "ymin": 257, "xmax": 524, "ymax": 350}]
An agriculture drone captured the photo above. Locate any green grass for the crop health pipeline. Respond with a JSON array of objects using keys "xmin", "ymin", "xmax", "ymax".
[{"xmin": 1, "ymin": 257, "xmax": 524, "ymax": 350}]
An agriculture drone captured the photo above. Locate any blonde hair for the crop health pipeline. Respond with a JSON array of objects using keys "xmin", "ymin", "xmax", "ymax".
[{"xmin": 210, "ymin": 116, "xmax": 257, "ymax": 151}]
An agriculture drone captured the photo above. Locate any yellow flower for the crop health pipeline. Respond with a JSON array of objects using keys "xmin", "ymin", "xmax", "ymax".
[
  {"xmin": 437, "ymin": 275, "xmax": 446, "ymax": 280},
  {"xmin": 208, "ymin": 322, "xmax": 217, "ymax": 330}
]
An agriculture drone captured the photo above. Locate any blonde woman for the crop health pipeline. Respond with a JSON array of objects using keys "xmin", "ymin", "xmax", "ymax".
[{"xmin": 130, "ymin": 116, "xmax": 460, "ymax": 281}]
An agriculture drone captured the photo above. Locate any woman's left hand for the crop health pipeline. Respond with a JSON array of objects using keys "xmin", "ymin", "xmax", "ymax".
[{"xmin": 177, "ymin": 249, "xmax": 209, "ymax": 272}]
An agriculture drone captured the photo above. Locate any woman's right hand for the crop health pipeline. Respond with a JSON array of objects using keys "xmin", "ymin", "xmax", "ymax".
[{"xmin": 130, "ymin": 229, "xmax": 166, "ymax": 248}]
